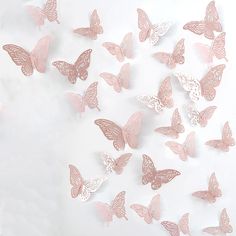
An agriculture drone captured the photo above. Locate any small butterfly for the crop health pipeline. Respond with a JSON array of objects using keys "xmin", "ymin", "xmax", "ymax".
[
  {"xmin": 153, "ymin": 38, "xmax": 185, "ymax": 69},
  {"xmin": 202, "ymin": 208, "xmax": 233, "ymax": 235},
  {"xmin": 69, "ymin": 164, "xmax": 106, "ymax": 201},
  {"xmin": 183, "ymin": 1, "xmax": 222, "ymax": 40},
  {"xmin": 165, "ymin": 132, "xmax": 196, "ymax": 161},
  {"xmin": 100, "ymin": 63, "xmax": 130, "ymax": 93},
  {"xmin": 74, "ymin": 9, "xmax": 103, "ymax": 40},
  {"xmin": 95, "ymin": 112, "xmax": 143, "ymax": 151},
  {"xmin": 52, "ymin": 49, "xmax": 92, "ymax": 84},
  {"xmin": 155, "ymin": 108, "xmax": 185, "ymax": 138},
  {"xmin": 205, "ymin": 121, "xmax": 235, "ymax": 152},
  {"xmin": 3, "ymin": 35, "xmax": 51, "ymax": 76},
  {"xmin": 130, "ymin": 194, "xmax": 160, "ymax": 224},
  {"xmin": 102, "ymin": 32, "xmax": 133, "ymax": 62},
  {"xmin": 142, "ymin": 154, "xmax": 180, "ymax": 190}
]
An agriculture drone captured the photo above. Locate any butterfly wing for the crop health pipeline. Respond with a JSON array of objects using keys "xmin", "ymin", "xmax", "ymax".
[
  {"xmin": 183, "ymin": 21, "xmax": 205, "ymax": 36},
  {"xmin": 222, "ymin": 122, "xmax": 235, "ymax": 147},
  {"xmin": 102, "ymin": 42, "xmax": 124, "ymax": 62},
  {"xmin": 113, "ymin": 153, "xmax": 132, "ymax": 175},
  {"xmin": 158, "ymin": 77, "xmax": 173, "ymax": 108},
  {"xmin": 202, "ymin": 227, "xmax": 222, "ymax": 235},
  {"xmin": 172, "ymin": 38, "xmax": 185, "ymax": 65},
  {"xmin": 211, "ymin": 32, "xmax": 227, "ymax": 60},
  {"xmin": 148, "ymin": 194, "xmax": 161, "ymax": 221},
  {"xmin": 101, "ymin": 153, "xmax": 115, "ymax": 174},
  {"xmin": 208, "ymin": 173, "xmax": 222, "ymax": 199},
  {"xmin": 219, "ymin": 209, "xmax": 233, "ymax": 234},
  {"xmin": 165, "ymin": 141, "xmax": 187, "ymax": 161},
  {"xmin": 96, "ymin": 202, "xmax": 113, "ymax": 222},
  {"xmin": 26, "ymin": 6, "xmax": 45, "ymax": 27},
  {"xmin": 194, "ymin": 43, "xmax": 213, "ymax": 63},
  {"xmin": 120, "ymin": 32, "xmax": 133, "ymax": 59},
  {"xmin": 73, "ymin": 28, "xmax": 96, "ymax": 39},
  {"xmin": 178, "ymin": 213, "xmax": 191, "ymax": 235},
  {"xmin": 68, "ymin": 164, "xmax": 83, "ymax": 198},
  {"xmin": 83, "ymin": 82, "xmax": 99, "ymax": 110},
  {"xmin": 198, "ymin": 106, "xmax": 217, "ymax": 127},
  {"xmin": 161, "ymin": 221, "xmax": 180, "ymax": 236},
  {"xmin": 118, "ymin": 63, "xmax": 130, "ymax": 89},
  {"xmin": 111, "ymin": 191, "xmax": 128, "ymax": 220},
  {"xmin": 100, "ymin": 72, "xmax": 121, "ymax": 92},
  {"xmin": 67, "ymin": 92, "xmax": 85, "ymax": 113},
  {"xmin": 192, "ymin": 190, "xmax": 215, "ymax": 203},
  {"xmin": 142, "ymin": 154, "xmax": 157, "ymax": 186},
  {"xmin": 42, "ymin": 0, "xmax": 59, "ymax": 23},
  {"xmin": 153, "ymin": 52, "xmax": 175, "ymax": 69},
  {"xmin": 130, "ymin": 204, "xmax": 152, "ymax": 224},
  {"xmin": 184, "ymin": 131, "xmax": 195, "ymax": 158},
  {"xmin": 137, "ymin": 8, "xmax": 152, "ymax": 42}
]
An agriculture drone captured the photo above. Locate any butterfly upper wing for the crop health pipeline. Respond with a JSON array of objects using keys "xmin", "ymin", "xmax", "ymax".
[
  {"xmin": 100, "ymin": 72, "xmax": 121, "ymax": 92},
  {"xmin": 165, "ymin": 141, "xmax": 187, "ymax": 161},
  {"xmin": 111, "ymin": 191, "xmax": 128, "ymax": 220},
  {"xmin": 42, "ymin": 0, "xmax": 59, "ymax": 23},
  {"xmin": 192, "ymin": 190, "xmax": 215, "ymax": 203},
  {"xmin": 184, "ymin": 131, "xmax": 195, "ymax": 158},
  {"xmin": 148, "ymin": 194, "xmax": 161, "ymax": 221},
  {"xmin": 67, "ymin": 92, "xmax": 85, "ymax": 113},
  {"xmin": 83, "ymin": 177, "xmax": 105, "ymax": 193},
  {"xmin": 219, "ymin": 209, "xmax": 233, "ymax": 234},
  {"xmin": 102, "ymin": 42, "xmax": 124, "ymax": 62},
  {"xmin": 153, "ymin": 52, "xmax": 175, "ymax": 69},
  {"xmin": 158, "ymin": 77, "xmax": 173, "ymax": 108},
  {"xmin": 202, "ymin": 227, "xmax": 222, "ymax": 235},
  {"xmin": 222, "ymin": 122, "xmax": 235, "ymax": 147},
  {"xmin": 96, "ymin": 202, "xmax": 113, "ymax": 222},
  {"xmin": 178, "ymin": 213, "xmax": 191, "ymax": 235},
  {"xmin": 120, "ymin": 32, "xmax": 133, "ymax": 59},
  {"xmin": 161, "ymin": 221, "xmax": 180, "ymax": 236},
  {"xmin": 26, "ymin": 6, "xmax": 45, "ymax": 27},
  {"xmin": 172, "ymin": 38, "xmax": 185, "ymax": 65},
  {"xmin": 198, "ymin": 106, "xmax": 217, "ymax": 127},
  {"xmin": 150, "ymin": 22, "xmax": 171, "ymax": 46},
  {"xmin": 83, "ymin": 82, "xmax": 99, "ymax": 109},
  {"xmin": 208, "ymin": 173, "xmax": 222, "ymax": 199},
  {"xmin": 113, "ymin": 153, "xmax": 132, "ymax": 175},
  {"xmin": 183, "ymin": 21, "xmax": 205, "ymax": 36},
  {"xmin": 68, "ymin": 164, "xmax": 83, "ymax": 198},
  {"xmin": 130, "ymin": 204, "xmax": 152, "ymax": 224},
  {"xmin": 118, "ymin": 63, "xmax": 130, "ymax": 89},
  {"xmin": 142, "ymin": 154, "xmax": 157, "ymax": 185},
  {"xmin": 137, "ymin": 8, "xmax": 152, "ymax": 42},
  {"xmin": 73, "ymin": 27, "xmax": 96, "ymax": 39},
  {"xmin": 211, "ymin": 32, "xmax": 227, "ymax": 60},
  {"xmin": 194, "ymin": 43, "xmax": 213, "ymax": 63}
]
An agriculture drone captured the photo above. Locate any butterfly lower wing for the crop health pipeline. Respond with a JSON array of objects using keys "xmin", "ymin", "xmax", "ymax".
[
  {"xmin": 111, "ymin": 191, "xmax": 128, "ymax": 220},
  {"xmin": 113, "ymin": 153, "xmax": 132, "ymax": 175},
  {"xmin": 178, "ymin": 213, "xmax": 191, "ymax": 235},
  {"xmin": 130, "ymin": 204, "xmax": 152, "ymax": 224},
  {"xmin": 43, "ymin": 0, "xmax": 59, "ymax": 23},
  {"xmin": 26, "ymin": 6, "xmax": 45, "ymax": 27},
  {"xmin": 148, "ymin": 194, "xmax": 161, "ymax": 221},
  {"xmin": 137, "ymin": 8, "xmax": 152, "ymax": 42},
  {"xmin": 161, "ymin": 221, "xmax": 180, "ymax": 236},
  {"xmin": 118, "ymin": 63, "xmax": 130, "ymax": 89},
  {"xmin": 96, "ymin": 202, "xmax": 113, "ymax": 223},
  {"xmin": 68, "ymin": 164, "xmax": 83, "ymax": 198},
  {"xmin": 83, "ymin": 82, "xmax": 99, "ymax": 110},
  {"xmin": 198, "ymin": 106, "xmax": 217, "ymax": 127},
  {"xmin": 103, "ymin": 42, "xmax": 124, "ymax": 62},
  {"xmin": 165, "ymin": 141, "xmax": 187, "ymax": 161},
  {"xmin": 100, "ymin": 72, "xmax": 121, "ymax": 92}
]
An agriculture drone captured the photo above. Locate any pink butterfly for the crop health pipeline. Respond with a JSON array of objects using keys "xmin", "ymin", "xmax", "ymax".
[
  {"xmin": 95, "ymin": 112, "xmax": 143, "ymax": 151},
  {"xmin": 155, "ymin": 108, "xmax": 185, "ymax": 138},
  {"xmin": 183, "ymin": 1, "xmax": 222, "ymax": 40},
  {"xmin": 3, "ymin": 35, "xmax": 51, "ymax": 76},
  {"xmin": 52, "ymin": 49, "xmax": 92, "ymax": 84},
  {"xmin": 102, "ymin": 32, "xmax": 133, "ymax": 62},
  {"xmin": 100, "ymin": 63, "xmax": 130, "ymax": 93},
  {"xmin": 192, "ymin": 172, "xmax": 221, "ymax": 203},
  {"xmin": 130, "ymin": 194, "xmax": 160, "ymax": 224},
  {"xmin": 153, "ymin": 38, "xmax": 185, "ymax": 69},
  {"xmin": 205, "ymin": 122, "xmax": 235, "ymax": 152},
  {"xmin": 142, "ymin": 154, "xmax": 180, "ymax": 190},
  {"xmin": 165, "ymin": 132, "xmax": 196, "ymax": 161},
  {"xmin": 202, "ymin": 208, "xmax": 233, "ymax": 235},
  {"xmin": 74, "ymin": 10, "xmax": 103, "ymax": 40}
]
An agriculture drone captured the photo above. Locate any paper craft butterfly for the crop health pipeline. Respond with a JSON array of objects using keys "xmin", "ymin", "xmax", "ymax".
[
  {"xmin": 95, "ymin": 112, "xmax": 143, "ymax": 151},
  {"xmin": 102, "ymin": 32, "xmax": 133, "ymax": 62},
  {"xmin": 142, "ymin": 154, "xmax": 180, "ymax": 190},
  {"xmin": 130, "ymin": 194, "xmax": 160, "ymax": 224},
  {"xmin": 100, "ymin": 63, "xmax": 130, "ymax": 93},
  {"xmin": 183, "ymin": 1, "xmax": 222, "ymax": 40},
  {"xmin": 155, "ymin": 108, "xmax": 185, "ymax": 138},
  {"xmin": 69, "ymin": 164, "xmax": 106, "ymax": 201},
  {"xmin": 3, "ymin": 35, "xmax": 51, "ymax": 76},
  {"xmin": 205, "ymin": 121, "xmax": 235, "ymax": 152},
  {"xmin": 74, "ymin": 9, "xmax": 103, "ymax": 40},
  {"xmin": 153, "ymin": 38, "xmax": 185, "ymax": 69},
  {"xmin": 52, "ymin": 49, "xmax": 92, "ymax": 84},
  {"xmin": 137, "ymin": 8, "xmax": 171, "ymax": 45}
]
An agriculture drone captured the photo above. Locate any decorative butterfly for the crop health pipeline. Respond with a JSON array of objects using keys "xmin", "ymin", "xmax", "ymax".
[
  {"xmin": 192, "ymin": 172, "xmax": 221, "ymax": 203},
  {"xmin": 137, "ymin": 77, "xmax": 173, "ymax": 113},
  {"xmin": 68, "ymin": 164, "xmax": 106, "ymax": 201},
  {"xmin": 96, "ymin": 191, "xmax": 128, "ymax": 223},
  {"xmin": 102, "ymin": 32, "xmax": 133, "ymax": 62},
  {"xmin": 95, "ymin": 112, "xmax": 143, "ymax": 151},
  {"xmin": 3, "ymin": 36, "xmax": 51, "ymax": 76},
  {"xmin": 165, "ymin": 132, "xmax": 195, "ymax": 161},
  {"xmin": 52, "ymin": 49, "xmax": 92, "ymax": 84},
  {"xmin": 153, "ymin": 38, "xmax": 185, "ymax": 69},
  {"xmin": 183, "ymin": 1, "xmax": 222, "ymax": 40},
  {"xmin": 137, "ymin": 8, "xmax": 171, "ymax": 45},
  {"xmin": 142, "ymin": 154, "xmax": 180, "ymax": 190},
  {"xmin": 130, "ymin": 194, "xmax": 160, "ymax": 224},
  {"xmin": 155, "ymin": 108, "xmax": 185, "ymax": 138},
  {"xmin": 202, "ymin": 208, "xmax": 233, "ymax": 235},
  {"xmin": 100, "ymin": 63, "xmax": 130, "ymax": 93},
  {"xmin": 74, "ymin": 9, "xmax": 103, "ymax": 40},
  {"xmin": 205, "ymin": 122, "xmax": 235, "ymax": 152}
]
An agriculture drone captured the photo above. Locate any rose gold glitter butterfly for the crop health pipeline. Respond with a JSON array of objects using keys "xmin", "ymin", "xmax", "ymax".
[
  {"xmin": 130, "ymin": 194, "xmax": 160, "ymax": 224},
  {"xmin": 96, "ymin": 191, "xmax": 128, "ymax": 223},
  {"xmin": 2, "ymin": 35, "xmax": 51, "ymax": 76},
  {"xmin": 155, "ymin": 108, "xmax": 185, "ymax": 138},
  {"xmin": 205, "ymin": 122, "xmax": 235, "ymax": 152},
  {"xmin": 153, "ymin": 38, "xmax": 185, "ymax": 69},
  {"xmin": 95, "ymin": 112, "xmax": 143, "ymax": 151},
  {"xmin": 161, "ymin": 213, "xmax": 191, "ymax": 236},
  {"xmin": 192, "ymin": 172, "xmax": 221, "ymax": 203},
  {"xmin": 183, "ymin": 1, "xmax": 222, "ymax": 40},
  {"xmin": 52, "ymin": 49, "xmax": 92, "ymax": 84},
  {"xmin": 165, "ymin": 132, "xmax": 195, "ymax": 161},
  {"xmin": 69, "ymin": 164, "xmax": 106, "ymax": 201},
  {"xmin": 100, "ymin": 63, "xmax": 130, "ymax": 93},
  {"xmin": 102, "ymin": 32, "xmax": 133, "ymax": 62},
  {"xmin": 142, "ymin": 154, "xmax": 180, "ymax": 190},
  {"xmin": 202, "ymin": 208, "xmax": 233, "ymax": 235},
  {"xmin": 74, "ymin": 10, "xmax": 103, "ymax": 40}
]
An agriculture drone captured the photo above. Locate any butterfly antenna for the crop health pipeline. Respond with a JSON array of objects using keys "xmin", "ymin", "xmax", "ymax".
[
  {"xmin": 56, "ymin": 19, "xmax": 60, "ymax": 24},
  {"xmin": 124, "ymin": 215, "xmax": 128, "ymax": 220},
  {"xmin": 224, "ymin": 57, "xmax": 228, "ymax": 62},
  {"xmin": 96, "ymin": 106, "xmax": 101, "ymax": 111}
]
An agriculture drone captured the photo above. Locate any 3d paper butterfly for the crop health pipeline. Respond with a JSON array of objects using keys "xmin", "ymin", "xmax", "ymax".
[
  {"xmin": 69, "ymin": 164, "xmax": 106, "ymax": 201},
  {"xmin": 183, "ymin": 1, "xmax": 222, "ymax": 40},
  {"xmin": 130, "ymin": 194, "xmax": 160, "ymax": 224},
  {"xmin": 52, "ymin": 49, "xmax": 92, "ymax": 84},
  {"xmin": 137, "ymin": 77, "xmax": 173, "ymax": 113},
  {"xmin": 142, "ymin": 154, "xmax": 180, "ymax": 190},
  {"xmin": 165, "ymin": 132, "xmax": 195, "ymax": 161},
  {"xmin": 3, "ymin": 35, "xmax": 51, "ymax": 76},
  {"xmin": 96, "ymin": 191, "xmax": 128, "ymax": 223},
  {"xmin": 192, "ymin": 172, "xmax": 221, "ymax": 203},
  {"xmin": 155, "ymin": 108, "xmax": 185, "ymax": 138},
  {"xmin": 100, "ymin": 63, "xmax": 130, "ymax": 93},
  {"xmin": 95, "ymin": 112, "xmax": 143, "ymax": 151},
  {"xmin": 74, "ymin": 9, "xmax": 103, "ymax": 40},
  {"xmin": 202, "ymin": 208, "xmax": 233, "ymax": 235},
  {"xmin": 102, "ymin": 32, "xmax": 133, "ymax": 62},
  {"xmin": 205, "ymin": 122, "xmax": 235, "ymax": 152},
  {"xmin": 153, "ymin": 38, "xmax": 185, "ymax": 69},
  {"xmin": 137, "ymin": 8, "xmax": 171, "ymax": 45}
]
